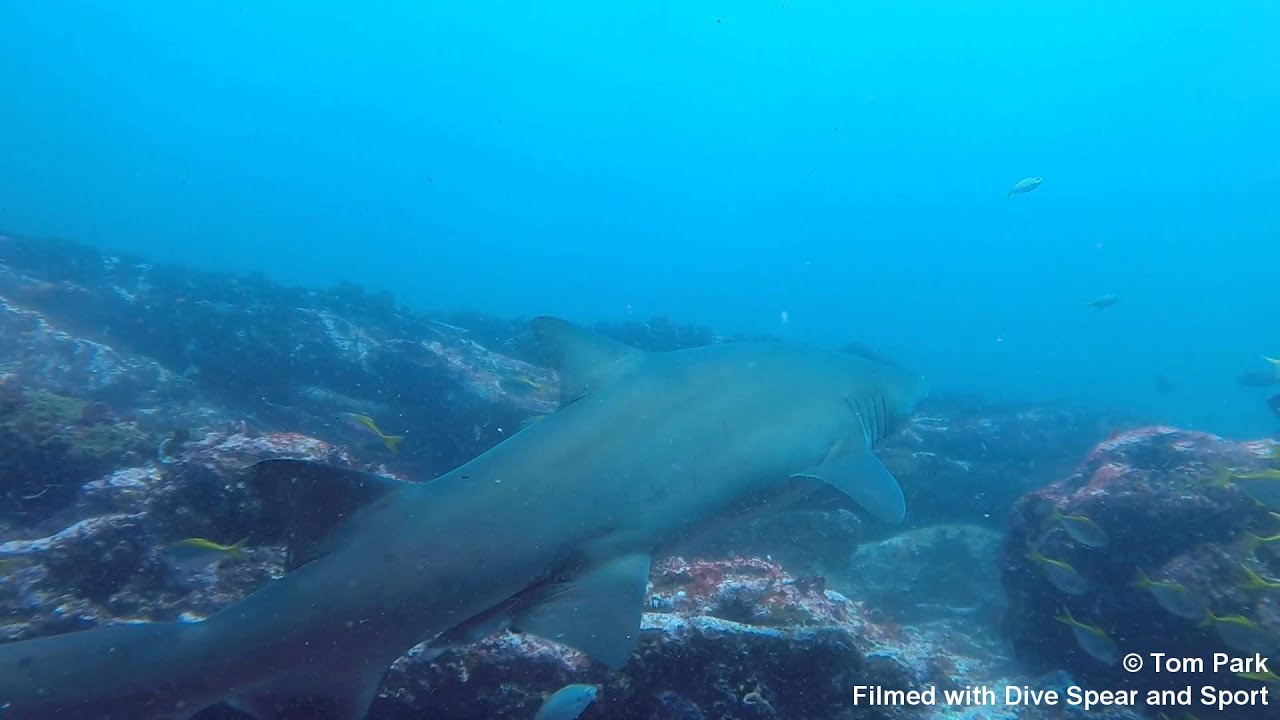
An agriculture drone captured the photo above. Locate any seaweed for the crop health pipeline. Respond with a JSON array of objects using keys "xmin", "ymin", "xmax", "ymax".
[{"xmin": 0, "ymin": 387, "xmax": 148, "ymax": 519}]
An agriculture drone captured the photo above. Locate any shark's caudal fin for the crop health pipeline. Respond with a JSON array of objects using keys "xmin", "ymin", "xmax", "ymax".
[
  {"xmin": 532, "ymin": 316, "xmax": 643, "ymax": 406},
  {"xmin": 0, "ymin": 620, "xmax": 208, "ymax": 719},
  {"xmin": 248, "ymin": 459, "xmax": 410, "ymax": 571}
]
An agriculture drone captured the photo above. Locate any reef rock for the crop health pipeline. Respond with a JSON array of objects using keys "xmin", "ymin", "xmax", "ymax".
[
  {"xmin": 883, "ymin": 395, "xmax": 1121, "ymax": 530},
  {"xmin": 835, "ymin": 524, "xmax": 1005, "ymax": 627},
  {"xmin": 356, "ymin": 556, "xmax": 1014, "ymax": 720},
  {"xmin": 0, "ymin": 234, "xmax": 556, "ymax": 482},
  {"xmin": 0, "ymin": 384, "xmax": 152, "ymax": 520},
  {"xmin": 1002, "ymin": 426, "xmax": 1279, "ymax": 720}
]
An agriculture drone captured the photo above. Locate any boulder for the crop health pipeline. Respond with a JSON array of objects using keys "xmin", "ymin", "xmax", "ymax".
[{"xmin": 1001, "ymin": 426, "xmax": 1279, "ymax": 720}]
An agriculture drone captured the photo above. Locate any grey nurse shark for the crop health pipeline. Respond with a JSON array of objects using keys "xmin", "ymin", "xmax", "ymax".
[{"xmin": 0, "ymin": 316, "xmax": 927, "ymax": 719}]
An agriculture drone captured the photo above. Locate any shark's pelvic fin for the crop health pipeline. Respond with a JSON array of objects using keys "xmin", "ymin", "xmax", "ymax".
[
  {"xmin": 792, "ymin": 442, "xmax": 907, "ymax": 525},
  {"xmin": 248, "ymin": 459, "xmax": 409, "ymax": 571},
  {"xmin": 512, "ymin": 551, "xmax": 651, "ymax": 669},
  {"xmin": 227, "ymin": 663, "xmax": 387, "ymax": 720},
  {"xmin": 532, "ymin": 316, "xmax": 642, "ymax": 406},
  {"xmin": 420, "ymin": 594, "xmax": 524, "ymax": 659}
]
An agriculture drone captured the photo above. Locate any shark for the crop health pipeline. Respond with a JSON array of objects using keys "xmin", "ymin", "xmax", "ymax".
[{"xmin": 0, "ymin": 316, "xmax": 927, "ymax": 720}]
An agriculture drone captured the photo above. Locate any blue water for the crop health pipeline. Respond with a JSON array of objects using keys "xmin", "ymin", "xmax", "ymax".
[{"xmin": 1, "ymin": 1, "xmax": 1277, "ymax": 437}]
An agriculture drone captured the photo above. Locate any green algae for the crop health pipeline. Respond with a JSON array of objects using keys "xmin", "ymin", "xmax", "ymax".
[{"xmin": 0, "ymin": 387, "xmax": 147, "ymax": 516}]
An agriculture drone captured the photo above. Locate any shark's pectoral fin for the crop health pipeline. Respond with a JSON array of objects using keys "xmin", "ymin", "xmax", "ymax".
[
  {"xmin": 512, "ymin": 551, "xmax": 651, "ymax": 669},
  {"xmin": 532, "ymin": 316, "xmax": 643, "ymax": 406},
  {"xmin": 227, "ymin": 664, "xmax": 387, "ymax": 720},
  {"xmin": 248, "ymin": 459, "xmax": 409, "ymax": 571},
  {"xmin": 792, "ymin": 450, "xmax": 906, "ymax": 525}
]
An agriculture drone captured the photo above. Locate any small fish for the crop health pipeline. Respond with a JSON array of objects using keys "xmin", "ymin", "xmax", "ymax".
[
  {"xmin": 1242, "ymin": 532, "xmax": 1280, "ymax": 555},
  {"xmin": 513, "ymin": 375, "xmax": 543, "ymax": 390},
  {"xmin": 1055, "ymin": 606, "xmax": 1119, "ymax": 664},
  {"xmin": 1027, "ymin": 547, "xmax": 1089, "ymax": 595},
  {"xmin": 1086, "ymin": 294, "xmax": 1119, "ymax": 310},
  {"xmin": 1265, "ymin": 356, "xmax": 1280, "ymax": 380},
  {"xmin": 533, "ymin": 683, "xmax": 599, "ymax": 720},
  {"xmin": 1131, "ymin": 568, "xmax": 1205, "ymax": 620},
  {"xmin": 502, "ymin": 375, "xmax": 545, "ymax": 394},
  {"xmin": 1007, "ymin": 177, "xmax": 1043, "ymax": 198},
  {"xmin": 1238, "ymin": 670, "xmax": 1280, "ymax": 685},
  {"xmin": 1051, "ymin": 509, "xmax": 1109, "ymax": 548},
  {"xmin": 1237, "ymin": 562, "xmax": 1280, "ymax": 591},
  {"xmin": 1200, "ymin": 611, "xmax": 1274, "ymax": 653},
  {"xmin": 1209, "ymin": 466, "xmax": 1280, "ymax": 510},
  {"xmin": 161, "ymin": 538, "xmax": 248, "ymax": 572},
  {"xmin": 335, "ymin": 412, "xmax": 405, "ymax": 453}
]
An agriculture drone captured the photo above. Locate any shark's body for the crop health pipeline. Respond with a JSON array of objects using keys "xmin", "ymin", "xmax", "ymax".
[{"xmin": 0, "ymin": 317, "xmax": 926, "ymax": 720}]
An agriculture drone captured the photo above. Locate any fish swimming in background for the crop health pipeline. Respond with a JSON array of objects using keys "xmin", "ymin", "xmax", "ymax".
[
  {"xmin": 1027, "ymin": 546, "xmax": 1089, "ymax": 595},
  {"xmin": 1007, "ymin": 176, "xmax": 1043, "ymax": 198},
  {"xmin": 1051, "ymin": 509, "xmax": 1109, "ymax": 548},
  {"xmin": 160, "ymin": 538, "xmax": 248, "ymax": 572},
  {"xmin": 1237, "ymin": 562, "xmax": 1280, "ymax": 591},
  {"xmin": 1209, "ymin": 465, "xmax": 1280, "ymax": 510},
  {"xmin": 335, "ymin": 412, "xmax": 406, "ymax": 453},
  {"xmin": 1085, "ymin": 294, "xmax": 1118, "ymax": 310},
  {"xmin": 1200, "ymin": 611, "xmax": 1276, "ymax": 653},
  {"xmin": 533, "ymin": 683, "xmax": 599, "ymax": 720},
  {"xmin": 1055, "ymin": 607, "xmax": 1119, "ymax": 664},
  {"xmin": 1264, "ymin": 356, "xmax": 1280, "ymax": 380},
  {"xmin": 1237, "ymin": 670, "xmax": 1280, "ymax": 686},
  {"xmin": 1241, "ymin": 532, "xmax": 1280, "ymax": 556},
  {"xmin": 1131, "ymin": 568, "xmax": 1205, "ymax": 620},
  {"xmin": 512, "ymin": 375, "xmax": 543, "ymax": 390}
]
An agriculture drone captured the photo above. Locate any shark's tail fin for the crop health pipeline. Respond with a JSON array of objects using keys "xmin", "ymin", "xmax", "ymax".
[{"xmin": 0, "ymin": 621, "xmax": 218, "ymax": 718}]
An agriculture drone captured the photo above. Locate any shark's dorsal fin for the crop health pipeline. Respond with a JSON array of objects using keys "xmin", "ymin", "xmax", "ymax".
[
  {"xmin": 248, "ymin": 459, "xmax": 409, "ymax": 571},
  {"xmin": 532, "ymin": 316, "xmax": 642, "ymax": 406},
  {"xmin": 512, "ymin": 551, "xmax": 651, "ymax": 669}
]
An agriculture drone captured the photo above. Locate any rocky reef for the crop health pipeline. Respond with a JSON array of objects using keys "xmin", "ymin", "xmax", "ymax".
[
  {"xmin": 0, "ymin": 233, "xmax": 1190, "ymax": 720},
  {"xmin": 1002, "ymin": 427, "xmax": 1279, "ymax": 720}
]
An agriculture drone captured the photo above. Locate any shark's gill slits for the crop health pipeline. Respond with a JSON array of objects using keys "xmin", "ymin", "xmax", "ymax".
[
  {"xmin": 874, "ymin": 395, "xmax": 887, "ymax": 443},
  {"xmin": 854, "ymin": 398, "xmax": 872, "ymax": 444}
]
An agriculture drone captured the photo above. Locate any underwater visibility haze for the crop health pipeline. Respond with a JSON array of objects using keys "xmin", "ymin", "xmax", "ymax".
[
  {"xmin": 1, "ymin": 1, "xmax": 1278, "ymax": 434},
  {"xmin": 0, "ymin": 2, "xmax": 1279, "ymax": 720}
]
